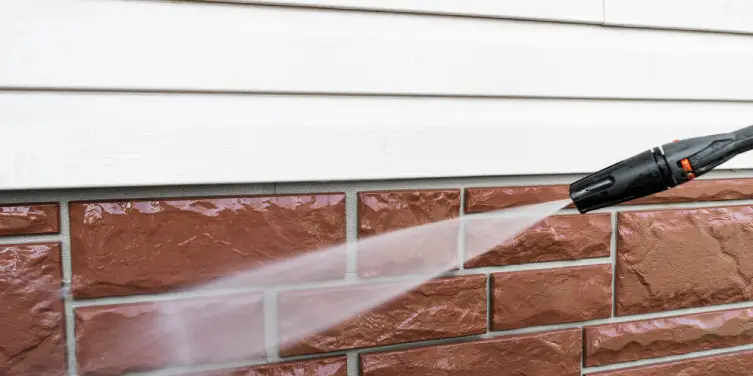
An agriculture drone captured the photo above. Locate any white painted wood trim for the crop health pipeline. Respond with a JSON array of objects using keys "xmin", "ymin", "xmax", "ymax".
[
  {"xmin": 208, "ymin": 0, "xmax": 604, "ymax": 23},
  {"xmin": 3, "ymin": 0, "xmax": 753, "ymax": 100},
  {"xmin": 605, "ymin": 0, "xmax": 753, "ymax": 34},
  {"xmin": 3, "ymin": 92, "xmax": 753, "ymax": 190}
]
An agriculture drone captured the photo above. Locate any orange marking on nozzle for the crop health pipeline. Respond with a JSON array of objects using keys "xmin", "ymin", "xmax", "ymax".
[
  {"xmin": 681, "ymin": 158, "xmax": 695, "ymax": 180},
  {"xmin": 681, "ymin": 158, "xmax": 693, "ymax": 172}
]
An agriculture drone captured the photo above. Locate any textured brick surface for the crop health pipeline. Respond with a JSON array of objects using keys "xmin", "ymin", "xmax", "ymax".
[
  {"xmin": 10, "ymin": 178, "xmax": 753, "ymax": 376},
  {"xmin": 185, "ymin": 357, "xmax": 348, "ymax": 376},
  {"xmin": 628, "ymin": 178, "xmax": 753, "ymax": 205},
  {"xmin": 492, "ymin": 264, "xmax": 612, "ymax": 330},
  {"xmin": 360, "ymin": 329, "xmax": 581, "ymax": 376},
  {"xmin": 0, "ymin": 242, "xmax": 66, "ymax": 376},
  {"xmin": 616, "ymin": 206, "xmax": 753, "ymax": 315},
  {"xmin": 585, "ymin": 306, "xmax": 753, "ymax": 366},
  {"xmin": 357, "ymin": 189, "xmax": 460, "ymax": 277},
  {"xmin": 75, "ymin": 294, "xmax": 265, "ymax": 375},
  {"xmin": 465, "ymin": 179, "xmax": 753, "ymax": 213},
  {"xmin": 70, "ymin": 194, "xmax": 346, "ymax": 298},
  {"xmin": 278, "ymin": 274, "xmax": 487, "ymax": 356},
  {"xmin": 465, "ymin": 185, "xmax": 569, "ymax": 212},
  {"xmin": 587, "ymin": 350, "xmax": 753, "ymax": 376},
  {"xmin": 465, "ymin": 213, "xmax": 611, "ymax": 268},
  {"xmin": 0, "ymin": 203, "xmax": 59, "ymax": 236}
]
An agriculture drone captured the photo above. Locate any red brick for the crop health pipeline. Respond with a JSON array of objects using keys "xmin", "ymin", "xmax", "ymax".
[
  {"xmin": 278, "ymin": 274, "xmax": 486, "ymax": 356},
  {"xmin": 183, "ymin": 357, "xmax": 348, "ymax": 376},
  {"xmin": 616, "ymin": 206, "xmax": 753, "ymax": 315},
  {"xmin": 69, "ymin": 194, "xmax": 346, "ymax": 298},
  {"xmin": 585, "ymin": 306, "xmax": 753, "ymax": 366},
  {"xmin": 465, "ymin": 179, "xmax": 753, "ymax": 213},
  {"xmin": 0, "ymin": 242, "xmax": 66, "ymax": 376},
  {"xmin": 75, "ymin": 293, "xmax": 265, "ymax": 375},
  {"xmin": 628, "ymin": 178, "xmax": 753, "ymax": 205},
  {"xmin": 0, "ymin": 203, "xmax": 59, "ymax": 236},
  {"xmin": 360, "ymin": 329, "xmax": 581, "ymax": 376},
  {"xmin": 465, "ymin": 213, "xmax": 610, "ymax": 268},
  {"xmin": 587, "ymin": 350, "xmax": 753, "ymax": 376},
  {"xmin": 357, "ymin": 189, "xmax": 460, "ymax": 277},
  {"xmin": 491, "ymin": 264, "xmax": 612, "ymax": 330},
  {"xmin": 465, "ymin": 185, "xmax": 569, "ymax": 213}
]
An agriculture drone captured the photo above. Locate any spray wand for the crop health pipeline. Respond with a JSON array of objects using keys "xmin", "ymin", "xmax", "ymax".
[{"xmin": 570, "ymin": 124, "xmax": 753, "ymax": 213}]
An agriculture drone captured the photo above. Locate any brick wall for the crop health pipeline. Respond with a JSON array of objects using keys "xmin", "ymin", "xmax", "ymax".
[{"xmin": 4, "ymin": 174, "xmax": 753, "ymax": 376}]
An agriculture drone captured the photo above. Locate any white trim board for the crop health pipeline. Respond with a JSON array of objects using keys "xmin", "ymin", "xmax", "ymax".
[
  {"xmin": 3, "ymin": 92, "xmax": 753, "ymax": 190},
  {"xmin": 205, "ymin": 0, "xmax": 604, "ymax": 23},
  {"xmin": 3, "ymin": 0, "xmax": 753, "ymax": 100},
  {"xmin": 605, "ymin": 0, "xmax": 753, "ymax": 34}
]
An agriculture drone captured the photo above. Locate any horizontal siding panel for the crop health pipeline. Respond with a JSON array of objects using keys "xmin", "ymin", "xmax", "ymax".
[
  {"xmin": 3, "ymin": 93, "xmax": 753, "ymax": 189},
  {"xmin": 211, "ymin": 0, "xmax": 603, "ymax": 23},
  {"xmin": 3, "ymin": 0, "xmax": 753, "ymax": 100},
  {"xmin": 606, "ymin": 0, "xmax": 753, "ymax": 34}
]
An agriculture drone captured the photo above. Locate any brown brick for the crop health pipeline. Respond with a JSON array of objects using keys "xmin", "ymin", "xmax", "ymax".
[
  {"xmin": 70, "ymin": 194, "xmax": 346, "ymax": 298},
  {"xmin": 587, "ymin": 350, "xmax": 753, "ymax": 376},
  {"xmin": 75, "ymin": 293, "xmax": 265, "ymax": 375},
  {"xmin": 465, "ymin": 179, "xmax": 753, "ymax": 214},
  {"xmin": 465, "ymin": 213, "xmax": 610, "ymax": 268},
  {"xmin": 491, "ymin": 264, "xmax": 612, "ymax": 330},
  {"xmin": 465, "ymin": 185, "xmax": 569, "ymax": 213},
  {"xmin": 616, "ymin": 206, "xmax": 753, "ymax": 315},
  {"xmin": 278, "ymin": 274, "xmax": 487, "ymax": 356},
  {"xmin": 0, "ymin": 203, "xmax": 59, "ymax": 236},
  {"xmin": 628, "ymin": 178, "xmax": 753, "ymax": 205},
  {"xmin": 357, "ymin": 189, "xmax": 460, "ymax": 277},
  {"xmin": 585, "ymin": 306, "xmax": 753, "ymax": 366},
  {"xmin": 0, "ymin": 242, "xmax": 66, "ymax": 376},
  {"xmin": 360, "ymin": 329, "xmax": 581, "ymax": 376},
  {"xmin": 182, "ymin": 356, "xmax": 348, "ymax": 376}
]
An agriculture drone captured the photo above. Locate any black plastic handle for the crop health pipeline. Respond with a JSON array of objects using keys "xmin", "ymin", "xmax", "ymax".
[{"xmin": 663, "ymin": 124, "xmax": 753, "ymax": 181}]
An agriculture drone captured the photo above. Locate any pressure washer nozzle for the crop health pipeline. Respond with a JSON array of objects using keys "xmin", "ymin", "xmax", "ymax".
[{"xmin": 570, "ymin": 124, "xmax": 753, "ymax": 214}]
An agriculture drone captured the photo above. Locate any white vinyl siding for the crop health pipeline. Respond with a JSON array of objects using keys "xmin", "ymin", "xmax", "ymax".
[
  {"xmin": 605, "ymin": 0, "xmax": 753, "ymax": 34},
  {"xmin": 204, "ymin": 0, "xmax": 605, "ymax": 23},
  {"xmin": 2, "ymin": 0, "xmax": 753, "ymax": 189}
]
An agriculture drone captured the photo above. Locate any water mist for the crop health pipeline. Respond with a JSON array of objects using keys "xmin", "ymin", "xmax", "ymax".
[{"xmin": 89, "ymin": 198, "xmax": 571, "ymax": 374}]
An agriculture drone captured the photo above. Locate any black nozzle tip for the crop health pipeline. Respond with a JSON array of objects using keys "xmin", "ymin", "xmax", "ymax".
[
  {"xmin": 569, "ymin": 148, "xmax": 674, "ymax": 213},
  {"xmin": 569, "ymin": 175, "xmax": 614, "ymax": 214}
]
